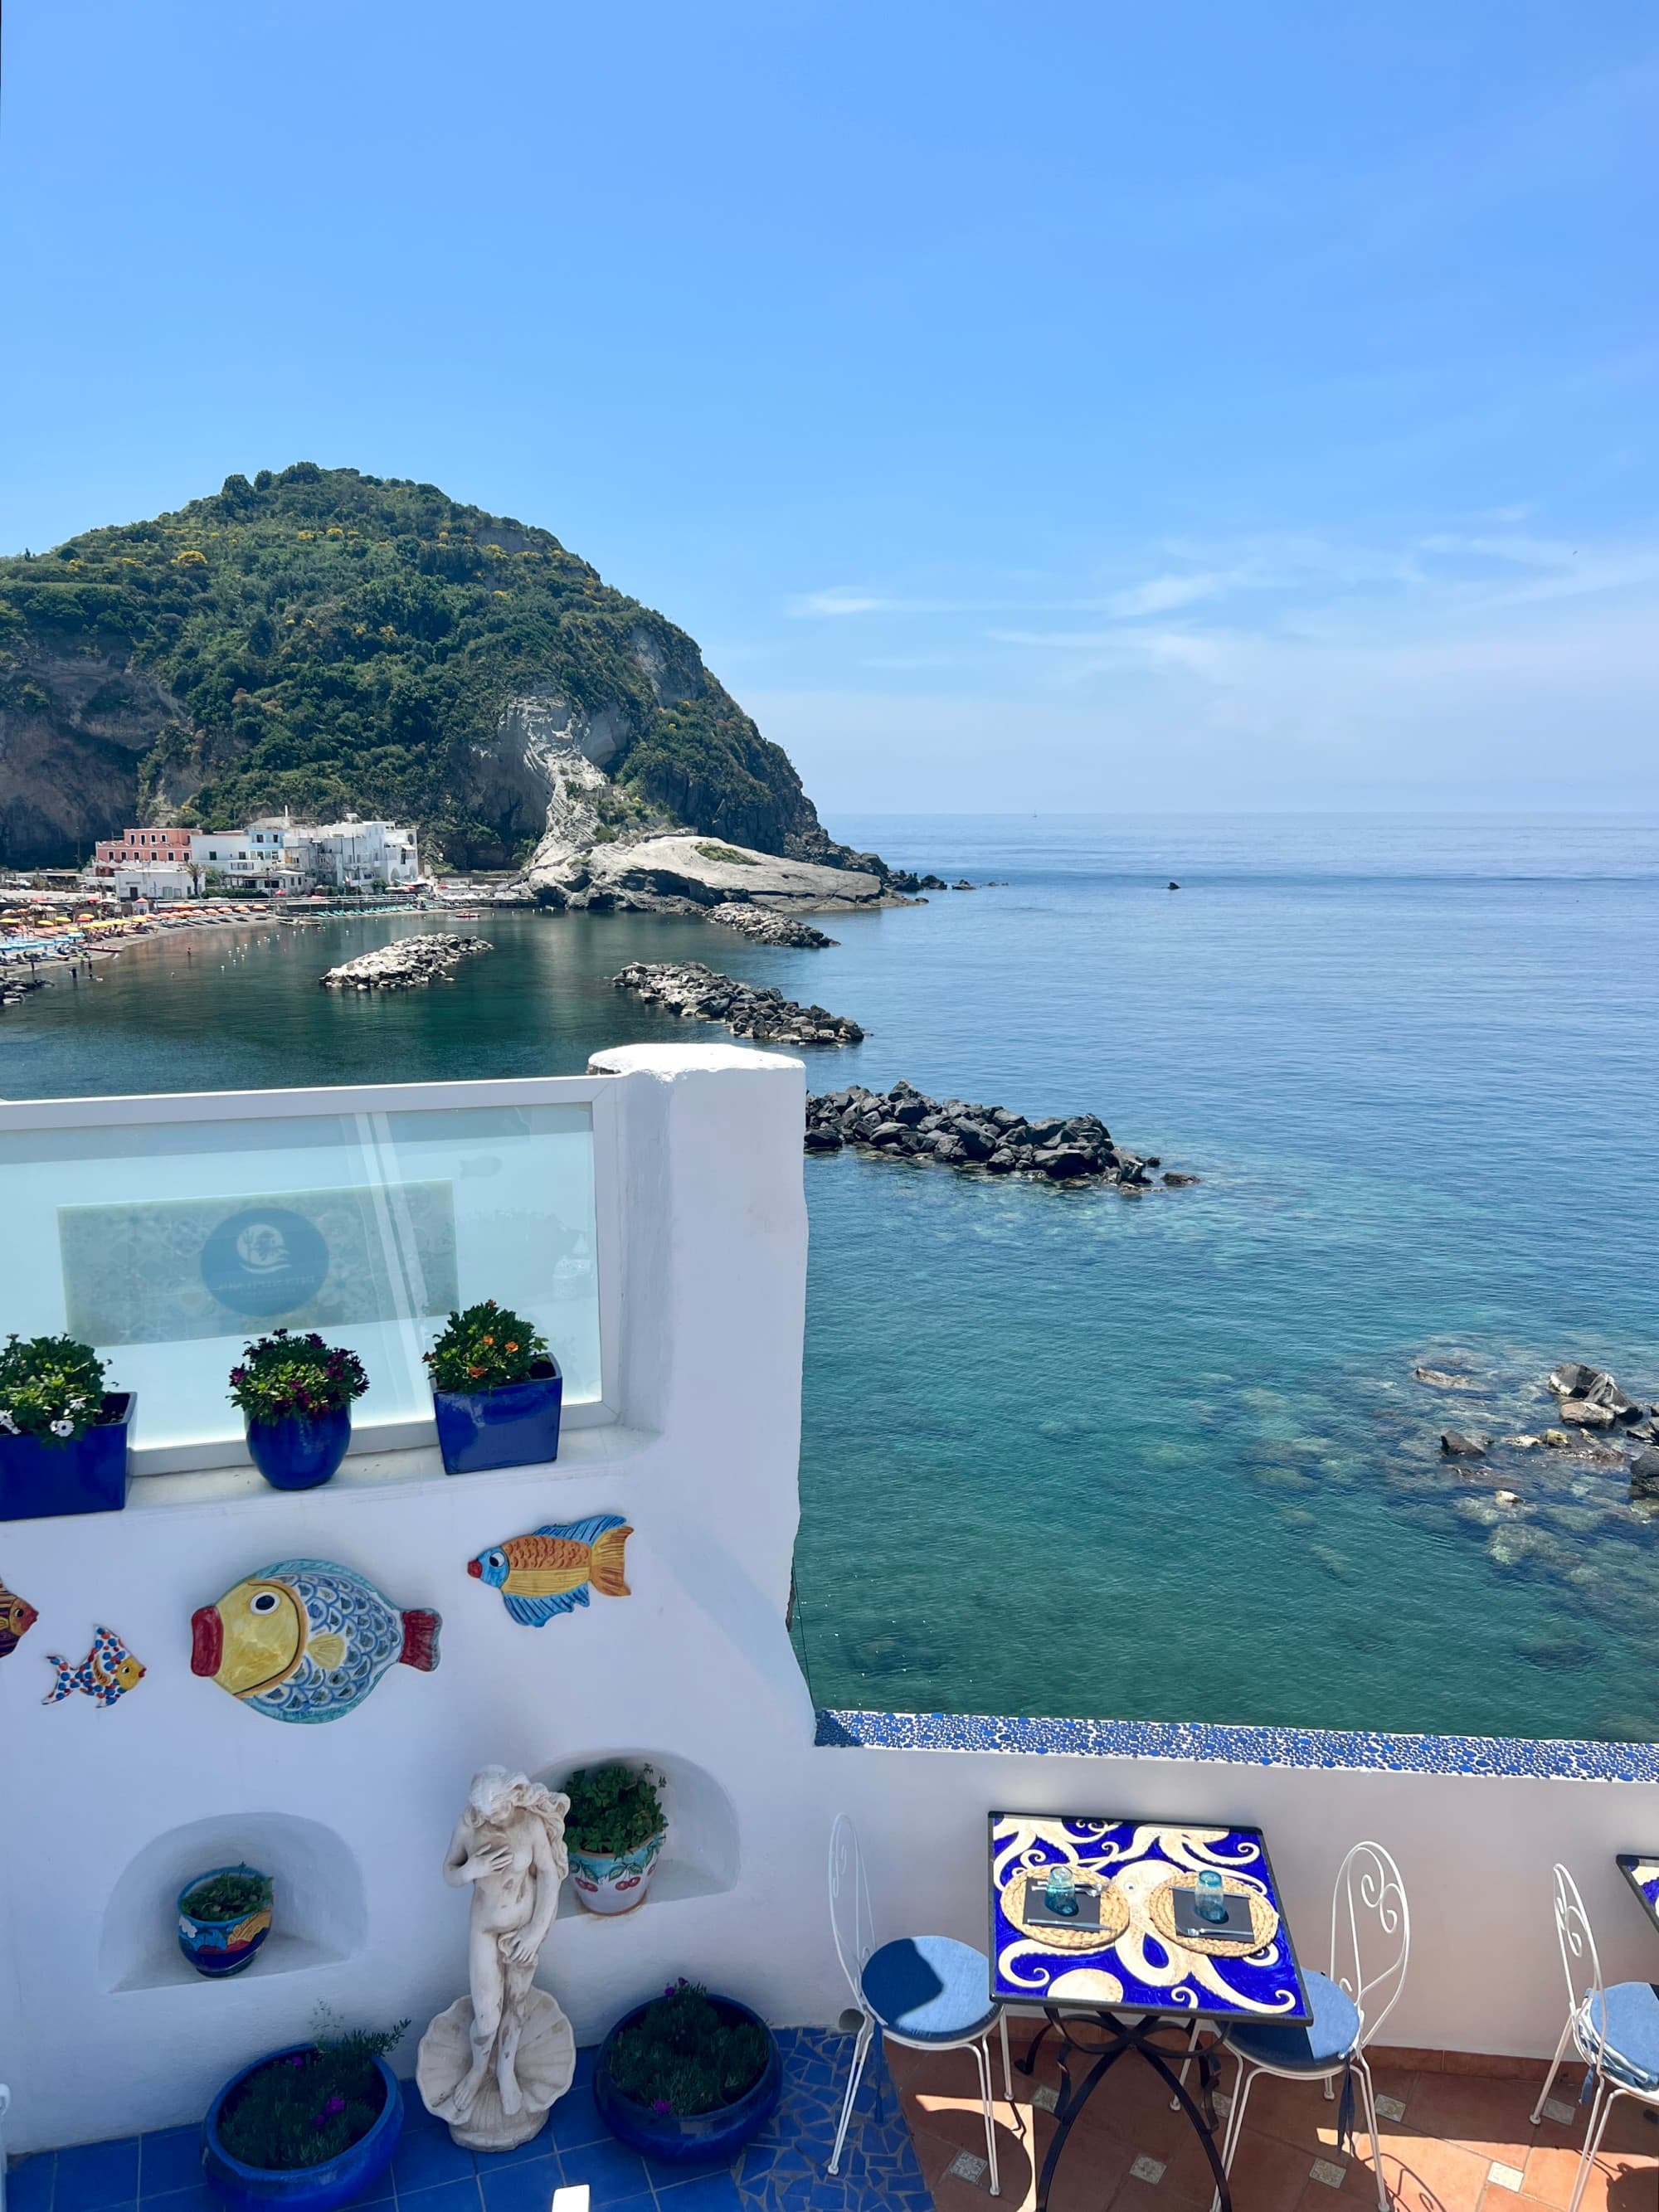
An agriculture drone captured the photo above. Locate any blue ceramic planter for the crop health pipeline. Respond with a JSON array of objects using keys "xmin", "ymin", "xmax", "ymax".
[
  {"xmin": 432, "ymin": 1359, "xmax": 562, "ymax": 1475},
  {"xmin": 178, "ymin": 1865, "xmax": 274, "ymax": 1978},
  {"xmin": 246, "ymin": 1407, "xmax": 351, "ymax": 1491},
  {"xmin": 594, "ymin": 1995, "xmax": 781, "ymax": 2166},
  {"xmin": 0, "ymin": 1394, "xmax": 134, "ymax": 1521},
  {"xmin": 203, "ymin": 2047, "xmax": 402, "ymax": 2212}
]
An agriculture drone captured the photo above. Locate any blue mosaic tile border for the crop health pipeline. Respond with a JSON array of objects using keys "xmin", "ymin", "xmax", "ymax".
[{"xmin": 814, "ymin": 1707, "xmax": 1659, "ymax": 1782}]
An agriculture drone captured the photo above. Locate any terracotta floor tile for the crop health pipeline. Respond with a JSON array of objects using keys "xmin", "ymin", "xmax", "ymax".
[
  {"xmin": 1360, "ymin": 2129, "xmax": 1492, "ymax": 2212},
  {"xmin": 1406, "ymin": 2077, "xmax": 1561, "ymax": 2167},
  {"xmin": 1516, "ymin": 2137, "xmax": 1659, "ymax": 2212}
]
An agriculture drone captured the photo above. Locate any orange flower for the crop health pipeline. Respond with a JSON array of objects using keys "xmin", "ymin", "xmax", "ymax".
[
  {"xmin": 504, "ymin": 1342, "xmax": 519, "ymax": 1354},
  {"xmin": 481, "ymin": 1335, "xmax": 494, "ymax": 1347},
  {"xmin": 468, "ymin": 1364, "xmax": 484, "ymax": 1378}
]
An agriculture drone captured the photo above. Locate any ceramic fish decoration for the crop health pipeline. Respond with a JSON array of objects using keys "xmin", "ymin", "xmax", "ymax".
[
  {"xmin": 43, "ymin": 1623, "xmax": 146, "ymax": 1708},
  {"xmin": 0, "ymin": 1577, "xmax": 39, "ymax": 1657},
  {"xmin": 467, "ymin": 1514, "xmax": 634, "ymax": 1626},
  {"xmin": 191, "ymin": 1558, "xmax": 440, "ymax": 1723}
]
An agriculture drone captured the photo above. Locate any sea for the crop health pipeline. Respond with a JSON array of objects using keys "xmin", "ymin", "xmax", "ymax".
[{"xmin": 6, "ymin": 814, "xmax": 1657, "ymax": 1743}]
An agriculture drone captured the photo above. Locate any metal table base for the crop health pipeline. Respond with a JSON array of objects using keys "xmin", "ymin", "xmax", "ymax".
[{"xmin": 1019, "ymin": 2006, "xmax": 1230, "ymax": 2212}]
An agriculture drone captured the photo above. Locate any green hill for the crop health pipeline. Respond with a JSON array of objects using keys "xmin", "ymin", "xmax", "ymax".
[{"xmin": 0, "ymin": 463, "xmax": 849, "ymax": 872}]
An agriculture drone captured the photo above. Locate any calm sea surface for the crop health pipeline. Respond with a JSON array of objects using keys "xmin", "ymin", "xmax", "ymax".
[{"xmin": 6, "ymin": 814, "xmax": 1658, "ymax": 1741}]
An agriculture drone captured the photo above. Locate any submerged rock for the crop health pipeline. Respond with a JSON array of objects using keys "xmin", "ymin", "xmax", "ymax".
[
  {"xmin": 805, "ymin": 1081, "xmax": 1178, "ymax": 1189},
  {"xmin": 611, "ymin": 960, "xmax": 862, "ymax": 1045},
  {"xmin": 1630, "ymin": 1449, "xmax": 1659, "ymax": 1501},
  {"xmin": 320, "ymin": 934, "xmax": 491, "ymax": 991},
  {"xmin": 1441, "ymin": 1431, "xmax": 1490, "ymax": 1457},
  {"xmin": 1414, "ymin": 1366, "xmax": 1481, "ymax": 1391}
]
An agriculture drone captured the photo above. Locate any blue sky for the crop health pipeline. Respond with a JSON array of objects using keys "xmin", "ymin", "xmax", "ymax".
[{"xmin": 3, "ymin": 1, "xmax": 1655, "ymax": 811}]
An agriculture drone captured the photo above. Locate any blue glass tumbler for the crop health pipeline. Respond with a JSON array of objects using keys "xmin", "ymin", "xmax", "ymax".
[
  {"xmin": 1044, "ymin": 1864, "xmax": 1079, "ymax": 1918},
  {"xmin": 1195, "ymin": 1869, "xmax": 1228, "ymax": 1924}
]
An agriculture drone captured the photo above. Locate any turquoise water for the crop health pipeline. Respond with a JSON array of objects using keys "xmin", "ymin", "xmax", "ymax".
[{"xmin": 6, "ymin": 815, "xmax": 1657, "ymax": 1739}]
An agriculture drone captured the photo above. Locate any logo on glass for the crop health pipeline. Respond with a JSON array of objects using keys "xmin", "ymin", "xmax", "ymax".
[{"xmin": 199, "ymin": 1207, "xmax": 330, "ymax": 1318}]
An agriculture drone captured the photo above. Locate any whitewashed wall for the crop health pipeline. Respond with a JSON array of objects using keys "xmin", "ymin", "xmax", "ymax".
[{"xmin": 1, "ymin": 1042, "xmax": 1655, "ymax": 2156}]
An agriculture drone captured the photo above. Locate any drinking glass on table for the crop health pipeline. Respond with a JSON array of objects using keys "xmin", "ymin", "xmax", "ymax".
[
  {"xmin": 1044, "ymin": 1863, "xmax": 1079, "ymax": 1917},
  {"xmin": 1195, "ymin": 1869, "xmax": 1228, "ymax": 1923}
]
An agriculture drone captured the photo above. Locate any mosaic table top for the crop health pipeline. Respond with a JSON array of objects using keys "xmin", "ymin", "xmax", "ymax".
[
  {"xmin": 989, "ymin": 1812, "xmax": 1311, "ymax": 2022},
  {"xmin": 1617, "ymin": 1853, "xmax": 1659, "ymax": 1932}
]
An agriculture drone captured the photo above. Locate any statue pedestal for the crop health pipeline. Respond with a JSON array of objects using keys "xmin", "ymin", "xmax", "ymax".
[{"xmin": 416, "ymin": 1989, "xmax": 576, "ymax": 2152}]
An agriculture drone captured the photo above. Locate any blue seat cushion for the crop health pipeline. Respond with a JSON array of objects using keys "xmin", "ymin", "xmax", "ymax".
[
  {"xmin": 860, "ymin": 1934, "xmax": 997, "ymax": 2042},
  {"xmin": 1226, "ymin": 1970, "xmax": 1361, "ymax": 2073},
  {"xmin": 1584, "ymin": 1982, "xmax": 1659, "ymax": 2091}
]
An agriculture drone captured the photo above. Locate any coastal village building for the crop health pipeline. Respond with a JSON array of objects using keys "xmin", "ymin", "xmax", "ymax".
[
  {"xmin": 92, "ymin": 826, "xmax": 194, "ymax": 871},
  {"xmin": 88, "ymin": 816, "xmax": 421, "ymax": 898}
]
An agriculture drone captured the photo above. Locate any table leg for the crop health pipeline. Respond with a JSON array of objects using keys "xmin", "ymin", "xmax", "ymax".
[
  {"xmin": 1132, "ymin": 2034, "xmax": 1232, "ymax": 2212},
  {"xmin": 1034, "ymin": 2029, "xmax": 1131, "ymax": 2212}
]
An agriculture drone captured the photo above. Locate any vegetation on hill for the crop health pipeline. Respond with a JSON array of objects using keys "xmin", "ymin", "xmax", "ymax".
[{"xmin": 0, "ymin": 464, "xmax": 834, "ymax": 869}]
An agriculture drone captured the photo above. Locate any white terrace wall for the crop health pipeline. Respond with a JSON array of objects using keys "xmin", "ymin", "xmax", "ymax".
[{"xmin": 2, "ymin": 1043, "xmax": 1657, "ymax": 2153}]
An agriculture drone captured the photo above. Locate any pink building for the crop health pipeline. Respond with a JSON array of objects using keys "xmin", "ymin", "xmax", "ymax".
[{"xmin": 93, "ymin": 827, "xmax": 193, "ymax": 875}]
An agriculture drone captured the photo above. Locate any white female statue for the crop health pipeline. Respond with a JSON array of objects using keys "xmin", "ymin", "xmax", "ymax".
[{"xmin": 416, "ymin": 1767, "xmax": 577, "ymax": 2151}]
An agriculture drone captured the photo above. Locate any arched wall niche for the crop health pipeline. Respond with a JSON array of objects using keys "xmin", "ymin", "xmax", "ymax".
[{"xmin": 99, "ymin": 1811, "xmax": 367, "ymax": 1993}]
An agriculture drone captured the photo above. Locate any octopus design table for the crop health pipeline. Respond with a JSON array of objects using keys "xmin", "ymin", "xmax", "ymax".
[
  {"xmin": 1617, "ymin": 1853, "xmax": 1659, "ymax": 1931},
  {"xmin": 989, "ymin": 1814, "xmax": 1311, "ymax": 2212}
]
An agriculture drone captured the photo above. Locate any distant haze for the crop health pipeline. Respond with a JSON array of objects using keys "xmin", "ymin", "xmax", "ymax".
[{"xmin": 2, "ymin": 0, "xmax": 1655, "ymax": 812}]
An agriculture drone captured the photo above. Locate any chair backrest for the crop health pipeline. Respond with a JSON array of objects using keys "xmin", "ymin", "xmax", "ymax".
[
  {"xmin": 1547, "ymin": 1862, "xmax": 1604, "ymax": 2014},
  {"xmin": 1328, "ymin": 1840, "xmax": 1410, "ymax": 2049},
  {"xmin": 828, "ymin": 1812, "xmax": 876, "ymax": 2007}
]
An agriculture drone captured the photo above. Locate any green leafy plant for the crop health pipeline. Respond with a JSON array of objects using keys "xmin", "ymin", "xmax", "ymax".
[
  {"xmin": 0, "ymin": 1333, "xmax": 109, "ymax": 1444},
  {"xmin": 562, "ymin": 1762, "xmax": 665, "ymax": 1857},
  {"xmin": 694, "ymin": 842, "xmax": 756, "ymax": 866},
  {"xmin": 216, "ymin": 2013, "xmax": 409, "ymax": 2171},
  {"xmin": 424, "ymin": 1299, "xmax": 549, "ymax": 1393},
  {"xmin": 605, "ymin": 1981, "xmax": 769, "ymax": 2117},
  {"xmin": 227, "ymin": 1330, "xmax": 368, "ymax": 1422},
  {"xmin": 182, "ymin": 1866, "xmax": 272, "ymax": 1923}
]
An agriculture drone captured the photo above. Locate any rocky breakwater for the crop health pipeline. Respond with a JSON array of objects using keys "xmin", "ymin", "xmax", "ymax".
[
  {"xmin": 611, "ymin": 960, "xmax": 863, "ymax": 1045},
  {"xmin": 320, "ymin": 934, "xmax": 492, "ymax": 992},
  {"xmin": 707, "ymin": 905, "xmax": 836, "ymax": 948},
  {"xmin": 806, "ymin": 1081, "xmax": 1184, "ymax": 1189}
]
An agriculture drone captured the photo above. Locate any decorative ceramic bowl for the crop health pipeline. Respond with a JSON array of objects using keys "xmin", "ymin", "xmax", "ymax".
[
  {"xmin": 594, "ymin": 1995, "xmax": 781, "ymax": 2164},
  {"xmin": 178, "ymin": 1864, "xmax": 274, "ymax": 1978},
  {"xmin": 567, "ymin": 1828, "xmax": 666, "ymax": 1915},
  {"xmin": 245, "ymin": 1407, "xmax": 351, "ymax": 1491},
  {"xmin": 202, "ymin": 2048, "xmax": 402, "ymax": 2212}
]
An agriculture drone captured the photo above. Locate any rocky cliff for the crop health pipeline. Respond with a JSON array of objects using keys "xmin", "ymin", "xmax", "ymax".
[{"xmin": 0, "ymin": 464, "xmax": 875, "ymax": 877}]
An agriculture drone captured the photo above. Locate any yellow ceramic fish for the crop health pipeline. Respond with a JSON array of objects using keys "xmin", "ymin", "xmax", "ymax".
[
  {"xmin": 467, "ymin": 1514, "xmax": 632, "ymax": 1626},
  {"xmin": 191, "ymin": 1558, "xmax": 440, "ymax": 1723}
]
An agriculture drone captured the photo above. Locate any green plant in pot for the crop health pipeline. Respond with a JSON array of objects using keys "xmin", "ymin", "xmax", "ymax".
[
  {"xmin": 203, "ymin": 2010, "xmax": 410, "ymax": 2212},
  {"xmin": 228, "ymin": 1330, "xmax": 368, "ymax": 1492},
  {"xmin": 0, "ymin": 1331, "xmax": 134, "ymax": 1521},
  {"xmin": 562, "ymin": 1762, "xmax": 666, "ymax": 1916},
  {"xmin": 594, "ymin": 1979, "xmax": 781, "ymax": 2164},
  {"xmin": 178, "ymin": 1863, "xmax": 274, "ymax": 1978},
  {"xmin": 425, "ymin": 1300, "xmax": 562, "ymax": 1475}
]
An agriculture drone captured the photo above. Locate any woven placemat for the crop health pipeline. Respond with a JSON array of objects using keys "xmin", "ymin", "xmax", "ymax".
[
  {"xmin": 1146, "ymin": 1873, "xmax": 1277, "ymax": 1957},
  {"xmin": 1010, "ymin": 1869, "xmax": 1131, "ymax": 1952}
]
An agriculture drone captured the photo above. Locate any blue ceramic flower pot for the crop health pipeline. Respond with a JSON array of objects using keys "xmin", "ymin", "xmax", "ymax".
[
  {"xmin": 594, "ymin": 1996, "xmax": 781, "ymax": 2166},
  {"xmin": 202, "ymin": 2047, "xmax": 402, "ymax": 2212},
  {"xmin": 246, "ymin": 1407, "xmax": 351, "ymax": 1491},
  {"xmin": 178, "ymin": 1865, "xmax": 274, "ymax": 1978},
  {"xmin": 432, "ymin": 1359, "xmax": 562, "ymax": 1475},
  {"xmin": 0, "ymin": 1394, "xmax": 134, "ymax": 1522}
]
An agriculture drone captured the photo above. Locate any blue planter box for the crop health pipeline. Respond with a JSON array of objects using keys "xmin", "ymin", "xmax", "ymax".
[
  {"xmin": 433, "ymin": 1360, "xmax": 562, "ymax": 1475},
  {"xmin": 594, "ymin": 1995, "xmax": 781, "ymax": 2166},
  {"xmin": 203, "ymin": 2047, "xmax": 402, "ymax": 2212},
  {"xmin": 0, "ymin": 1394, "xmax": 134, "ymax": 1521},
  {"xmin": 246, "ymin": 1407, "xmax": 352, "ymax": 1491}
]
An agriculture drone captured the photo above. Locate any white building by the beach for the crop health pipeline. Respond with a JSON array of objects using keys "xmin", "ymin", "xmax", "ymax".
[
  {"xmin": 296, "ymin": 817, "xmax": 421, "ymax": 887},
  {"xmin": 187, "ymin": 826, "xmax": 306, "ymax": 893},
  {"xmin": 108, "ymin": 860, "xmax": 197, "ymax": 902}
]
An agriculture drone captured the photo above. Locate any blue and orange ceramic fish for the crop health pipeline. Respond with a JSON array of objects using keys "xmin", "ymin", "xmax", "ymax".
[
  {"xmin": 467, "ymin": 1514, "xmax": 633, "ymax": 1626},
  {"xmin": 0, "ymin": 1577, "xmax": 38, "ymax": 1658},
  {"xmin": 43, "ymin": 1624, "xmax": 145, "ymax": 1708}
]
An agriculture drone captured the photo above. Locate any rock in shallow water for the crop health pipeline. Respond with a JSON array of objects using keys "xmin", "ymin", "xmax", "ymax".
[
  {"xmin": 611, "ymin": 960, "xmax": 862, "ymax": 1045},
  {"xmin": 1441, "ymin": 1430, "xmax": 1490, "ymax": 1457},
  {"xmin": 804, "ymin": 1080, "xmax": 1185, "ymax": 1189},
  {"xmin": 706, "ymin": 905, "xmax": 837, "ymax": 948},
  {"xmin": 320, "ymin": 934, "xmax": 491, "ymax": 990}
]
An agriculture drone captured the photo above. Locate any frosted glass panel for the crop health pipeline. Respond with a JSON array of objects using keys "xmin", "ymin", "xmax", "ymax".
[{"xmin": 0, "ymin": 1101, "xmax": 599, "ymax": 1455}]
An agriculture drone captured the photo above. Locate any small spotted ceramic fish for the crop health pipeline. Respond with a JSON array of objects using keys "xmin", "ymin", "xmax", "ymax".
[
  {"xmin": 467, "ymin": 1514, "xmax": 633, "ymax": 1626},
  {"xmin": 191, "ymin": 1558, "xmax": 440, "ymax": 1723},
  {"xmin": 0, "ymin": 1577, "xmax": 38, "ymax": 1658},
  {"xmin": 42, "ymin": 1624, "xmax": 146, "ymax": 1708}
]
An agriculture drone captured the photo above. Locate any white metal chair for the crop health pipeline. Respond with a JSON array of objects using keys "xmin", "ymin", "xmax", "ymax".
[
  {"xmin": 1530, "ymin": 1862, "xmax": 1659, "ymax": 2212},
  {"xmin": 1211, "ymin": 1840, "xmax": 1408, "ymax": 2212},
  {"xmin": 826, "ymin": 1812, "xmax": 1012, "ymax": 2192}
]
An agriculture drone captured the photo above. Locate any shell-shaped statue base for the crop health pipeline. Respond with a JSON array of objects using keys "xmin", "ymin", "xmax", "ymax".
[{"xmin": 417, "ymin": 1990, "xmax": 576, "ymax": 2152}]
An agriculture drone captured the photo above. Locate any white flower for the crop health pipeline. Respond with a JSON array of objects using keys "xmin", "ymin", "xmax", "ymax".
[
  {"xmin": 50, "ymin": 1417, "xmax": 74, "ymax": 1438},
  {"xmin": 0, "ymin": 1410, "xmax": 16, "ymax": 1434}
]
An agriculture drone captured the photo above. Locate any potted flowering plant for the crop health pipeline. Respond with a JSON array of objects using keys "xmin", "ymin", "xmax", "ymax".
[
  {"xmin": 178, "ymin": 1864, "xmax": 275, "ymax": 1978},
  {"xmin": 202, "ymin": 2012, "xmax": 407, "ymax": 2212},
  {"xmin": 0, "ymin": 1331, "xmax": 134, "ymax": 1522},
  {"xmin": 423, "ymin": 1299, "xmax": 562, "ymax": 1475},
  {"xmin": 594, "ymin": 1979, "xmax": 781, "ymax": 2165},
  {"xmin": 562, "ymin": 1762, "xmax": 666, "ymax": 1915},
  {"xmin": 228, "ymin": 1330, "xmax": 368, "ymax": 1491}
]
